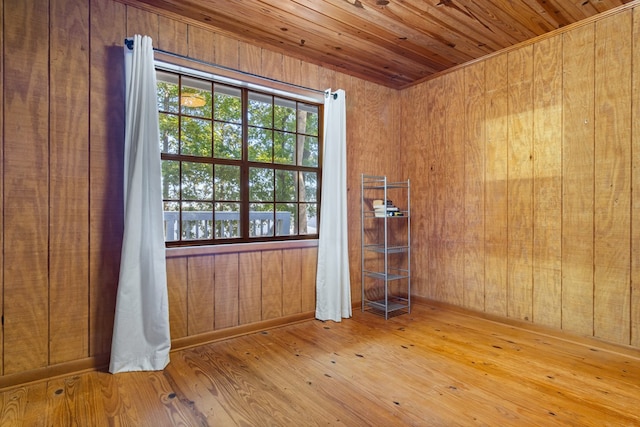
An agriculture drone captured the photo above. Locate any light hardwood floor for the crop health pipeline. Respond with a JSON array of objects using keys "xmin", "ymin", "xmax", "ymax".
[{"xmin": 2, "ymin": 302, "xmax": 640, "ymax": 426}]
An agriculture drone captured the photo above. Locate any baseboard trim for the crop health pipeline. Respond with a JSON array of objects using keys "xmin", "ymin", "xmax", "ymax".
[
  {"xmin": 412, "ymin": 297, "xmax": 640, "ymax": 361},
  {"xmin": 0, "ymin": 355, "xmax": 110, "ymax": 392},
  {"xmin": 6, "ymin": 300, "xmax": 637, "ymax": 392},
  {"xmin": 170, "ymin": 311, "xmax": 316, "ymax": 352},
  {"xmin": 0, "ymin": 311, "xmax": 316, "ymax": 392}
]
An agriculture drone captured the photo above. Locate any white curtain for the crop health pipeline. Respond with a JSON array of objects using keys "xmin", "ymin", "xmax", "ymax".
[
  {"xmin": 110, "ymin": 35, "xmax": 171, "ymax": 373},
  {"xmin": 315, "ymin": 89, "xmax": 351, "ymax": 322}
]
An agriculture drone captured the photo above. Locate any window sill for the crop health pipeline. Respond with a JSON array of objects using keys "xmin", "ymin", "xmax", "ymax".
[{"xmin": 166, "ymin": 239, "xmax": 319, "ymax": 258}]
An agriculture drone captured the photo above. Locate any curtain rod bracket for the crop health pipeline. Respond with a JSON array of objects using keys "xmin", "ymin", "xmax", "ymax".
[{"xmin": 325, "ymin": 90, "xmax": 338, "ymax": 100}]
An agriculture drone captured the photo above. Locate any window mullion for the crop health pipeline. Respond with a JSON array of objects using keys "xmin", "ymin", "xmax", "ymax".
[{"xmin": 240, "ymin": 88, "xmax": 250, "ymax": 240}]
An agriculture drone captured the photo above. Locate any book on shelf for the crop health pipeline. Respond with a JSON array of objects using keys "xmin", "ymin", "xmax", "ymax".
[{"xmin": 371, "ymin": 198, "xmax": 403, "ymax": 216}]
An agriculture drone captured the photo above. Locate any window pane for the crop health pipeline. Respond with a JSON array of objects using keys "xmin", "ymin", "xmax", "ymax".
[
  {"xmin": 158, "ymin": 66, "xmax": 322, "ymax": 245},
  {"xmin": 215, "ymin": 202, "xmax": 241, "ymax": 238},
  {"xmin": 248, "ymin": 92, "xmax": 272, "ymax": 127},
  {"xmin": 161, "ymin": 160, "xmax": 180, "ymax": 199},
  {"xmin": 299, "ymin": 104, "xmax": 319, "ymax": 136},
  {"xmin": 182, "ymin": 162, "xmax": 213, "ymax": 200},
  {"xmin": 182, "ymin": 202, "xmax": 213, "ymax": 240},
  {"xmin": 274, "ymin": 131, "xmax": 295, "ymax": 165},
  {"xmin": 214, "ymin": 122, "xmax": 242, "ymax": 159},
  {"xmin": 249, "ymin": 167, "xmax": 274, "ymax": 202},
  {"xmin": 215, "ymin": 164, "xmax": 240, "ymax": 201},
  {"xmin": 300, "ymin": 135, "xmax": 318, "ymax": 167},
  {"xmin": 248, "ymin": 127, "xmax": 273, "ymax": 162},
  {"xmin": 181, "ymin": 76, "xmax": 211, "ymax": 118},
  {"xmin": 214, "ymin": 85, "xmax": 242, "ymax": 123},
  {"xmin": 156, "ymin": 73, "xmax": 179, "ymax": 113},
  {"xmin": 275, "ymin": 170, "xmax": 297, "ymax": 202},
  {"xmin": 163, "ymin": 202, "xmax": 179, "ymax": 241},
  {"xmin": 274, "ymin": 97, "xmax": 296, "ymax": 132},
  {"xmin": 299, "ymin": 203, "xmax": 317, "ymax": 235},
  {"xmin": 301, "ymin": 171, "xmax": 317, "ymax": 202},
  {"xmin": 159, "ymin": 113, "xmax": 179, "ymax": 154},
  {"xmin": 249, "ymin": 203, "xmax": 274, "ymax": 237},
  {"xmin": 181, "ymin": 117, "xmax": 212, "ymax": 156},
  {"xmin": 276, "ymin": 203, "xmax": 296, "ymax": 236}
]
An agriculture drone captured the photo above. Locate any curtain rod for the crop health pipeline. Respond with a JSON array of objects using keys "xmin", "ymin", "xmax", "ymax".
[{"xmin": 124, "ymin": 38, "xmax": 336, "ymax": 99}]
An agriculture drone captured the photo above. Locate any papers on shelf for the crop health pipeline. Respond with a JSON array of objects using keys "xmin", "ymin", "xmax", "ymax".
[{"xmin": 372, "ymin": 199, "xmax": 403, "ymax": 217}]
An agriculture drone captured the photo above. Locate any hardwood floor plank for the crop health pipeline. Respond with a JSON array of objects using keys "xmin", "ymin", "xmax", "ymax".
[
  {"xmin": 0, "ymin": 383, "xmax": 48, "ymax": 426},
  {"xmin": 2, "ymin": 303, "xmax": 639, "ymax": 426}
]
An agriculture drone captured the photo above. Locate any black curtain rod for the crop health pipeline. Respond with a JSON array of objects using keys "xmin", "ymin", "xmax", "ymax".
[{"xmin": 124, "ymin": 38, "xmax": 339, "ymax": 99}]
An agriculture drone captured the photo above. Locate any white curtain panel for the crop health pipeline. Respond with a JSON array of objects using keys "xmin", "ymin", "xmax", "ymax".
[
  {"xmin": 110, "ymin": 35, "xmax": 171, "ymax": 373},
  {"xmin": 315, "ymin": 89, "xmax": 352, "ymax": 322}
]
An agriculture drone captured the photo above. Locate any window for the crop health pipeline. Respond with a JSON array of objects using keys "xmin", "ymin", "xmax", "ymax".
[{"xmin": 156, "ymin": 68, "xmax": 322, "ymax": 246}]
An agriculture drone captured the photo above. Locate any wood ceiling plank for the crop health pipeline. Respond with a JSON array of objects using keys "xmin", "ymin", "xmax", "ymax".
[
  {"xmin": 220, "ymin": 0, "xmax": 450, "ymax": 78},
  {"xmin": 520, "ymin": 0, "xmax": 576, "ymax": 27},
  {"xmin": 139, "ymin": 0, "xmax": 427, "ymax": 85},
  {"xmin": 285, "ymin": 0, "xmax": 479, "ymax": 67},
  {"xmin": 385, "ymin": 0, "xmax": 515, "ymax": 53},
  {"xmin": 115, "ymin": 0, "xmax": 632, "ymax": 88}
]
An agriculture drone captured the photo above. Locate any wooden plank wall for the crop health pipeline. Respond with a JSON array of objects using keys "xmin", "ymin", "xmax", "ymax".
[
  {"xmin": 633, "ymin": 7, "xmax": 640, "ymax": 348},
  {"xmin": 0, "ymin": 0, "xmax": 4, "ymax": 376},
  {"xmin": 402, "ymin": 6, "xmax": 640, "ymax": 346},
  {"xmin": 0, "ymin": 0, "xmax": 400, "ymax": 386}
]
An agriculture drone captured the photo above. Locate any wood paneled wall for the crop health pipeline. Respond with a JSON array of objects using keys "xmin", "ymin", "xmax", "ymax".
[
  {"xmin": 402, "ymin": 6, "xmax": 640, "ymax": 347},
  {"xmin": 9, "ymin": 0, "xmax": 636, "ymax": 389},
  {"xmin": 0, "ymin": 0, "xmax": 400, "ymax": 387}
]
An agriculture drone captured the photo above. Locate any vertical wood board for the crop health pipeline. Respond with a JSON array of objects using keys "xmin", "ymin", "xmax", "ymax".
[
  {"xmin": 0, "ymin": 0, "xmax": 4, "ymax": 375},
  {"xmin": 401, "ymin": 83, "xmax": 430, "ymax": 298},
  {"xmin": 166, "ymin": 257, "xmax": 188, "ymax": 339},
  {"xmin": 444, "ymin": 70, "xmax": 465, "ymax": 306},
  {"xmin": 261, "ymin": 250, "xmax": 283, "ymax": 320},
  {"xmin": 426, "ymin": 78, "xmax": 448, "ymax": 301},
  {"xmin": 299, "ymin": 60, "xmax": 321, "ymax": 90},
  {"xmin": 507, "ymin": 45, "xmax": 534, "ymax": 321},
  {"xmin": 463, "ymin": 61, "xmax": 486, "ymax": 311},
  {"xmin": 426, "ymin": 78, "xmax": 446, "ymax": 243},
  {"xmin": 214, "ymin": 253, "xmax": 240, "ymax": 329},
  {"xmin": 157, "ymin": 16, "xmax": 188, "ymax": 56},
  {"xmin": 484, "ymin": 53, "xmax": 509, "ymax": 317},
  {"xmin": 214, "ymin": 33, "xmax": 240, "ymax": 69},
  {"xmin": 88, "ymin": 0, "xmax": 126, "ymax": 357},
  {"xmin": 593, "ymin": 11, "xmax": 632, "ymax": 344},
  {"xmin": 561, "ymin": 23, "xmax": 595, "ymax": 337},
  {"xmin": 238, "ymin": 41, "xmax": 262, "ymax": 75},
  {"xmin": 301, "ymin": 247, "xmax": 318, "ymax": 313},
  {"xmin": 344, "ymin": 76, "xmax": 364, "ymax": 300},
  {"xmin": 239, "ymin": 251, "xmax": 262, "ymax": 324},
  {"xmin": 632, "ymin": 6, "xmax": 640, "ymax": 347},
  {"xmin": 49, "ymin": 0, "xmax": 91, "ymax": 364},
  {"xmin": 187, "ymin": 255, "xmax": 215, "ymax": 335},
  {"xmin": 186, "ymin": 25, "xmax": 216, "ymax": 63},
  {"xmin": 261, "ymin": 49, "xmax": 284, "ymax": 82},
  {"xmin": 532, "ymin": 35, "xmax": 563, "ymax": 328},
  {"xmin": 3, "ymin": 0, "xmax": 50, "ymax": 374},
  {"xmin": 125, "ymin": 5, "xmax": 159, "ymax": 41},
  {"xmin": 282, "ymin": 249, "xmax": 303, "ymax": 316},
  {"xmin": 283, "ymin": 56, "xmax": 303, "ymax": 88}
]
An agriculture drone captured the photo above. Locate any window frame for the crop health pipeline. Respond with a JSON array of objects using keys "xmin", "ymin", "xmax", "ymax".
[{"xmin": 155, "ymin": 57, "xmax": 324, "ymax": 247}]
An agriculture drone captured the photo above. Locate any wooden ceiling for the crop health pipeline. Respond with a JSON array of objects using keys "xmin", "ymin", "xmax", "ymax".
[{"xmin": 122, "ymin": 0, "xmax": 633, "ymax": 89}]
